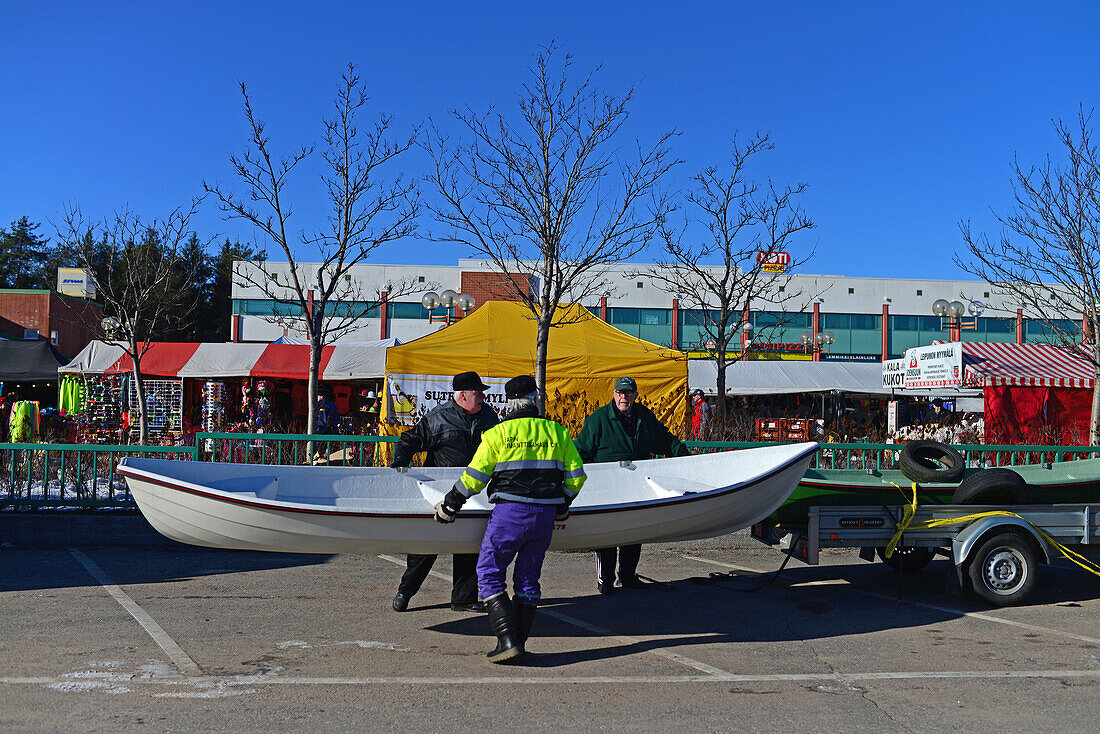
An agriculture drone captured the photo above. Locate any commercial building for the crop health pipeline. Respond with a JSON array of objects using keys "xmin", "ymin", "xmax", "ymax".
[
  {"xmin": 0, "ymin": 289, "xmax": 102, "ymax": 358},
  {"xmin": 230, "ymin": 260, "xmax": 1081, "ymax": 361}
]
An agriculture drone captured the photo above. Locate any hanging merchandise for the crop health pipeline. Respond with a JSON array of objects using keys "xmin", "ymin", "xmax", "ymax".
[
  {"xmin": 202, "ymin": 381, "xmax": 227, "ymax": 432},
  {"xmin": 58, "ymin": 375, "xmax": 87, "ymax": 416},
  {"xmin": 9, "ymin": 400, "xmax": 40, "ymax": 442},
  {"xmin": 201, "ymin": 381, "xmax": 227, "ymax": 453},
  {"xmin": 255, "ymin": 380, "xmax": 271, "ymax": 429},
  {"xmin": 241, "ymin": 382, "xmax": 256, "ymax": 426},
  {"xmin": 78, "ymin": 375, "xmax": 125, "ymax": 443},
  {"xmin": 127, "ymin": 379, "xmax": 184, "ymax": 437}
]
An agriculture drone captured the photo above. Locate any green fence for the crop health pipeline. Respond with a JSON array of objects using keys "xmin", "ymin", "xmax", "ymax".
[
  {"xmin": 0, "ymin": 443, "xmax": 197, "ymax": 509},
  {"xmin": 197, "ymin": 432, "xmax": 397, "ymax": 467},
  {"xmin": 684, "ymin": 441, "xmax": 1100, "ymax": 470},
  {"xmin": 3, "ymin": 435, "xmax": 1098, "ymax": 510}
]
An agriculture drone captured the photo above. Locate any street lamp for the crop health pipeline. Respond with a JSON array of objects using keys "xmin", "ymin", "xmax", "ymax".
[
  {"xmin": 800, "ymin": 330, "xmax": 835, "ymax": 360},
  {"xmin": 422, "ymin": 290, "xmax": 475, "ymax": 325},
  {"xmin": 932, "ymin": 299, "xmax": 966, "ymax": 340},
  {"xmin": 101, "ymin": 316, "xmax": 121, "ymax": 339}
]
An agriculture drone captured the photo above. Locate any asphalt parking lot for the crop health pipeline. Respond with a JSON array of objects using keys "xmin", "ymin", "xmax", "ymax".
[{"xmin": 1, "ymin": 513, "xmax": 1098, "ymax": 733}]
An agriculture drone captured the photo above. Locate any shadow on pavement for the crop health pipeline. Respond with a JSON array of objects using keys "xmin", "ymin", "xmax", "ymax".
[
  {"xmin": 0, "ymin": 511, "xmax": 331, "ymax": 592},
  {"xmin": 424, "ymin": 557, "xmax": 1100, "ymax": 666}
]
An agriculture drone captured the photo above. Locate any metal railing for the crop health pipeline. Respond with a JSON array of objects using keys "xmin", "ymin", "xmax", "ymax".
[
  {"xmin": 0, "ymin": 443, "xmax": 198, "ymax": 509},
  {"xmin": 197, "ymin": 432, "xmax": 397, "ymax": 467},
  {"xmin": 684, "ymin": 440, "xmax": 1100, "ymax": 471},
  {"xmin": 3, "ymin": 435, "xmax": 1098, "ymax": 510}
]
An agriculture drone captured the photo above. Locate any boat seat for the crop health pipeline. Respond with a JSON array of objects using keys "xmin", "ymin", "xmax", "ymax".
[{"xmin": 645, "ymin": 475, "xmax": 710, "ymax": 499}]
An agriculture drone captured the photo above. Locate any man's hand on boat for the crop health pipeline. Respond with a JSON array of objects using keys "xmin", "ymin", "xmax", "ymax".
[{"xmin": 434, "ymin": 500, "xmax": 459, "ymax": 523}]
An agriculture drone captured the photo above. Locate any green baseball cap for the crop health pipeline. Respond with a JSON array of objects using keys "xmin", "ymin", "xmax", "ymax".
[{"xmin": 614, "ymin": 376, "xmax": 637, "ymax": 392}]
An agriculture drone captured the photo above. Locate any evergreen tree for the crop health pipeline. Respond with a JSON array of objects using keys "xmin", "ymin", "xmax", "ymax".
[{"xmin": 0, "ymin": 217, "xmax": 58, "ymax": 289}]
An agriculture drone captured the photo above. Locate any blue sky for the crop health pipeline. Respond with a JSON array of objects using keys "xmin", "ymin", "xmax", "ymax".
[{"xmin": 2, "ymin": 1, "xmax": 1097, "ymax": 280}]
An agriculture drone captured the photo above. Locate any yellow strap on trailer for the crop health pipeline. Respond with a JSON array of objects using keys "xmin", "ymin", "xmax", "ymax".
[{"xmin": 884, "ymin": 482, "xmax": 1100, "ymax": 579}]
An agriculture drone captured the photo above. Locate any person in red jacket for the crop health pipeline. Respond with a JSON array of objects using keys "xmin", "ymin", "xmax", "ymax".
[{"xmin": 690, "ymin": 389, "xmax": 711, "ymax": 440}]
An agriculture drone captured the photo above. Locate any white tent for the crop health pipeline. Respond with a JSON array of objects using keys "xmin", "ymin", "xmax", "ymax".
[{"xmin": 689, "ymin": 359, "xmax": 898, "ymax": 397}]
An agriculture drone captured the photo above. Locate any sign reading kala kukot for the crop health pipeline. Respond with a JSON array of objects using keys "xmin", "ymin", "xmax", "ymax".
[{"xmin": 902, "ymin": 343, "xmax": 963, "ymax": 389}]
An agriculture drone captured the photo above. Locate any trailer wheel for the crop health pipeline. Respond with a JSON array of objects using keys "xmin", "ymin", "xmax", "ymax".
[
  {"xmin": 951, "ymin": 468, "xmax": 1032, "ymax": 505},
  {"xmin": 965, "ymin": 532, "xmax": 1038, "ymax": 606},
  {"xmin": 899, "ymin": 440, "xmax": 965, "ymax": 484},
  {"xmin": 876, "ymin": 545, "xmax": 936, "ymax": 571}
]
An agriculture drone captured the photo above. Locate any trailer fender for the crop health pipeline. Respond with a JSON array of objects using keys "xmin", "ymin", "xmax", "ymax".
[{"xmin": 951, "ymin": 516, "xmax": 1051, "ymax": 569}]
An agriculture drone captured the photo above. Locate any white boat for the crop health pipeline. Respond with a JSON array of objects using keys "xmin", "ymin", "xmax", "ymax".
[{"xmin": 117, "ymin": 442, "xmax": 818, "ymax": 555}]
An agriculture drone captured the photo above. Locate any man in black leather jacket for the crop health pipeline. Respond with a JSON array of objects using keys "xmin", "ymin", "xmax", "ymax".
[{"xmin": 390, "ymin": 371, "xmax": 499, "ymax": 613}]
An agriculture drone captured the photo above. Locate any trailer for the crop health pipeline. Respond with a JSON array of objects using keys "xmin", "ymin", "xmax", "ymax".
[{"xmin": 752, "ymin": 503, "xmax": 1100, "ymax": 606}]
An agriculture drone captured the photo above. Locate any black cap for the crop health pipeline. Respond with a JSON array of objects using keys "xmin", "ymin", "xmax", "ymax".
[
  {"xmin": 505, "ymin": 375, "xmax": 538, "ymax": 399},
  {"xmin": 691, "ymin": 388, "xmax": 704, "ymax": 397},
  {"xmin": 453, "ymin": 371, "xmax": 490, "ymax": 391}
]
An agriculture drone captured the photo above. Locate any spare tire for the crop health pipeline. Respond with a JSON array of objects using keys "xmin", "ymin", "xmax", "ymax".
[
  {"xmin": 951, "ymin": 468, "xmax": 1032, "ymax": 505},
  {"xmin": 899, "ymin": 440, "xmax": 966, "ymax": 484}
]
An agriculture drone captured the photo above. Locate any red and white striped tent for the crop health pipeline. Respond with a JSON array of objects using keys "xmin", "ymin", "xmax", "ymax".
[
  {"xmin": 58, "ymin": 340, "xmax": 396, "ymax": 381},
  {"xmin": 961, "ymin": 342, "xmax": 1095, "ymax": 388},
  {"xmin": 955, "ymin": 342, "xmax": 1097, "ymax": 445}
]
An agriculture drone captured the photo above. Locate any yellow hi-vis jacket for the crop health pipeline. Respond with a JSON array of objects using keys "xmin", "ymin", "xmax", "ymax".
[{"xmin": 454, "ymin": 414, "xmax": 587, "ymax": 505}]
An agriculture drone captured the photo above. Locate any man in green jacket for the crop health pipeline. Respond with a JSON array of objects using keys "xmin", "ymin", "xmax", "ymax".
[{"xmin": 574, "ymin": 376, "xmax": 689, "ymax": 593}]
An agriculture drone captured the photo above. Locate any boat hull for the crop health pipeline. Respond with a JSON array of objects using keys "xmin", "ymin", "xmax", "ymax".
[
  {"xmin": 119, "ymin": 443, "xmax": 818, "ymax": 555},
  {"xmin": 772, "ymin": 458, "xmax": 1100, "ymax": 526}
]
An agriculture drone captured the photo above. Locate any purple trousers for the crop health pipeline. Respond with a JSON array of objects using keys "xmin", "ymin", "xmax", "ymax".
[{"xmin": 476, "ymin": 502, "xmax": 557, "ymax": 604}]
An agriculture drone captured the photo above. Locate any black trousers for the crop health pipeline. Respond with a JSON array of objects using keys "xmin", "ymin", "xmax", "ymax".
[
  {"xmin": 594, "ymin": 544, "xmax": 642, "ymax": 583},
  {"xmin": 398, "ymin": 553, "xmax": 479, "ymax": 604}
]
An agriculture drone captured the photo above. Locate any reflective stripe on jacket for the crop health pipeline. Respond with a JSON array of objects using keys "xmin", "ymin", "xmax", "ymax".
[{"xmin": 456, "ymin": 415, "xmax": 586, "ymax": 505}]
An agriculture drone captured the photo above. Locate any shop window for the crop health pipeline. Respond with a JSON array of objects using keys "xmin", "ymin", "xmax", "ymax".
[{"xmin": 609, "ymin": 308, "xmax": 639, "ymax": 324}]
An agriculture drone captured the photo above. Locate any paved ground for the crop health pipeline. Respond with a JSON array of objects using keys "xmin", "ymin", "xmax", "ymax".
[{"xmin": 1, "ymin": 513, "xmax": 1098, "ymax": 733}]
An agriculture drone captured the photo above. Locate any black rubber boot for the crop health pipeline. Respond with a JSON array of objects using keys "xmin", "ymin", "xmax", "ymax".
[
  {"xmin": 514, "ymin": 602, "xmax": 537, "ymax": 644},
  {"xmin": 484, "ymin": 592, "xmax": 523, "ymax": 664}
]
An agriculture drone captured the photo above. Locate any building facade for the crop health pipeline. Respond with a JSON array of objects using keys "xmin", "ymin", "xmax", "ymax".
[
  {"xmin": 0, "ymin": 289, "xmax": 102, "ymax": 357},
  {"xmin": 230, "ymin": 260, "xmax": 1082, "ymax": 360}
]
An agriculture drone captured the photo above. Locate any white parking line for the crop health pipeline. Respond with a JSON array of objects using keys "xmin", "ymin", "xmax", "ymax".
[
  {"xmin": 680, "ymin": 553, "xmax": 1100, "ymax": 645},
  {"xmin": 376, "ymin": 554, "xmax": 734, "ymax": 677},
  {"xmin": 69, "ymin": 550, "xmax": 203, "ymax": 678},
  {"xmin": 3, "ymin": 669, "xmax": 1100, "ymax": 687}
]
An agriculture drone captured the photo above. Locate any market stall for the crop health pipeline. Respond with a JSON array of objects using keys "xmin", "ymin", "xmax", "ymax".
[
  {"xmin": 57, "ymin": 340, "xmax": 395, "ymax": 441},
  {"xmin": 887, "ymin": 341, "xmax": 1096, "ymax": 445},
  {"xmin": 381, "ymin": 301, "xmax": 688, "ymax": 435},
  {"xmin": 689, "ymin": 358, "xmax": 897, "ymax": 441}
]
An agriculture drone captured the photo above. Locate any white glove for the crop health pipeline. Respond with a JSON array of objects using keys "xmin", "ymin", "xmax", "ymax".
[{"xmin": 434, "ymin": 500, "xmax": 458, "ymax": 524}]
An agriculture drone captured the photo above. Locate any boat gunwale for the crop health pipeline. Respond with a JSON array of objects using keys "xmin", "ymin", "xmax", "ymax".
[{"xmin": 117, "ymin": 443, "xmax": 818, "ymax": 519}]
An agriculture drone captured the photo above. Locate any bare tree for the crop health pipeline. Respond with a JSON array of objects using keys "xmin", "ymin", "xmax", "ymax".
[
  {"xmin": 57, "ymin": 203, "xmax": 206, "ymax": 444},
  {"xmin": 205, "ymin": 64, "xmax": 420, "ymax": 434},
  {"xmin": 958, "ymin": 108, "xmax": 1100, "ymax": 443},
  {"xmin": 638, "ymin": 133, "xmax": 815, "ymax": 429},
  {"xmin": 424, "ymin": 43, "xmax": 678, "ymax": 394}
]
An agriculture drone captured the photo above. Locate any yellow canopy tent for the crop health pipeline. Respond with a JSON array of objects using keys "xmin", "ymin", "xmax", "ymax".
[{"xmin": 381, "ymin": 301, "xmax": 688, "ymax": 437}]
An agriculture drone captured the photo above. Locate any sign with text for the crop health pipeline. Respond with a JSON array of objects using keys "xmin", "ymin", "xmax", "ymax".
[
  {"xmin": 57, "ymin": 267, "xmax": 96, "ymax": 298},
  {"xmin": 902, "ymin": 343, "xmax": 963, "ymax": 389},
  {"xmin": 385, "ymin": 373, "xmax": 507, "ymax": 426},
  {"xmin": 882, "ymin": 358, "xmax": 905, "ymax": 389},
  {"xmin": 756, "ymin": 251, "xmax": 791, "ymax": 274}
]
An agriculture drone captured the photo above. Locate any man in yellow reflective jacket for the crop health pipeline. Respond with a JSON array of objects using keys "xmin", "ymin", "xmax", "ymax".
[{"xmin": 431, "ymin": 375, "xmax": 586, "ymax": 664}]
